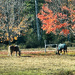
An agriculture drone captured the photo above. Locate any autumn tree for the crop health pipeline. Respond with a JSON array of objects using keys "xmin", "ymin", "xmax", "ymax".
[
  {"xmin": 37, "ymin": 0, "xmax": 75, "ymax": 37},
  {"xmin": 0, "ymin": 0, "xmax": 29, "ymax": 43}
]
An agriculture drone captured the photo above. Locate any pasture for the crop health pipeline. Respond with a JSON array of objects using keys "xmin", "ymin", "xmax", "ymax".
[{"xmin": 0, "ymin": 47, "xmax": 75, "ymax": 75}]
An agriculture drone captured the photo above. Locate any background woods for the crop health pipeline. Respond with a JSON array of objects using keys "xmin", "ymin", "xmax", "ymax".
[{"xmin": 0, "ymin": 0, "xmax": 75, "ymax": 48}]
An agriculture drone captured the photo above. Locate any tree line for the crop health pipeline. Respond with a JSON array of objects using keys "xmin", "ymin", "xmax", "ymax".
[{"xmin": 0, "ymin": 0, "xmax": 75, "ymax": 48}]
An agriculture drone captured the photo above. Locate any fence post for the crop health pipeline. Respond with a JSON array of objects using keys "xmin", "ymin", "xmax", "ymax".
[
  {"xmin": 44, "ymin": 40, "xmax": 46, "ymax": 53},
  {"xmin": 56, "ymin": 44, "xmax": 58, "ymax": 52}
]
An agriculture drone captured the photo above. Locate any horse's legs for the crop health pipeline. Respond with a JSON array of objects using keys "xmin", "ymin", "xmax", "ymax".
[
  {"xmin": 15, "ymin": 51, "xmax": 17, "ymax": 56},
  {"xmin": 58, "ymin": 50, "xmax": 59, "ymax": 54},
  {"xmin": 65, "ymin": 45, "xmax": 67, "ymax": 53},
  {"xmin": 19, "ymin": 50, "xmax": 21, "ymax": 56},
  {"xmin": 66, "ymin": 49, "xmax": 67, "ymax": 53},
  {"xmin": 64, "ymin": 50, "xmax": 65, "ymax": 54},
  {"xmin": 61, "ymin": 49, "xmax": 62, "ymax": 53},
  {"xmin": 11, "ymin": 50, "xmax": 13, "ymax": 56},
  {"xmin": 60, "ymin": 49, "xmax": 62, "ymax": 55},
  {"xmin": 66, "ymin": 47, "xmax": 67, "ymax": 53}
]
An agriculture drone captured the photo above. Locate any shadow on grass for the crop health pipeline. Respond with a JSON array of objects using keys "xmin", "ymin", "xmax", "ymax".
[
  {"xmin": 21, "ymin": 56, "xmax": 32, "ymax": 57},
  {"xmin": 54, "ymin": 70, "xmax": 74, "ymax": 75}
]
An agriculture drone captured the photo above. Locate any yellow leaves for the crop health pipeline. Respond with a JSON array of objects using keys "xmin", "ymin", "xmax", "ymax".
[
  {"xmin": 25, "ymin": 30, "xmax": 27, "ymax": 32},
  {"xmin": 1, "ymin": 41, "xmax": 2, "ymax": 43},
  {"xmin": 7, "ymin": 37, "xmax": 9, "ymax": 41},
  {"xmin": 18, "ymin": 32, "xmax": 20, "ymax": 35},
  {"xmin": 20, "ymin": 26, "xmax": 26, "ymax": 28},
  {"xmin": 5, "ymin": 33, "xmax": 8, "ymax": 36},
  {"xmin": 68, "ymin": 0, "xmax": 72, "ymax": 2},
  {"xmin": 14, "ymin": 37, "xmax": 17, "ymax": 40},
  {"xmin": 10, "ymin": 38, "xmax": 13, "ymax": 42},
  {"xmin": 9, "ymin": 26, "xmax": 12, "ymax": 30},
  {"xmin": 13, "ymin": 27, "xmax": 18, "ymax": 30},
  {"xmin": 4, "ymin": 36, "xmax": 18, "ymax": 41},
  {"xmin": 19, "ymin": 21, "xmax": 23, "ymax": 26}
]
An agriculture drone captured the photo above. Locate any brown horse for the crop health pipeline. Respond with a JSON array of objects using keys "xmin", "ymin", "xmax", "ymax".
[{"xmin": 8, "ymin": 45, "xmax": 21, "ymax": 56}]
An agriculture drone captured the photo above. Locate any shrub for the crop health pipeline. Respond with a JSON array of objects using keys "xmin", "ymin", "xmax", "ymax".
[
  {"xmin": 65, "ymin": 41, "xmax": 72, "ymax": 47},
  {"xmin": 19, "ymin": 43, "xmax": 26, "ymax": 49},
  {"xmin": 0, "ymin": 44, "xmax": 7, "ymax": 50},
  {"xmin": 25, "ymin": 35, "xmax": 40, "ymax": 48}
]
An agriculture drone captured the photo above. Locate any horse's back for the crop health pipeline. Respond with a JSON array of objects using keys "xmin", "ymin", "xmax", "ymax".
[
  {"xmin": 10, "ymin": 45, "xmax": 19, "ymax": 51},
  {"xmin": 58, "ymin": 44, "xmax": 67, "ymax": 50},
  {"xmin": 10, "ymin": 46, "xmax": 15, "ymax": 51},
  {"xmin": 14, "ymin": 46, "xmax": 19, "ymax": 51}
]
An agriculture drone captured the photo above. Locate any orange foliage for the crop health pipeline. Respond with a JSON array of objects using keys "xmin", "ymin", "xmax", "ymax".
[
  {"xmin": 72, "ymin": 24, "xmax": 75, "ymax": 29},
  {"xmin": 45, "ymin": 0, "xmax": 52, "ymax": 2},
  {"xmin": 60, "ymin": 29, "xmax": 69, "ymax": 36},
  {"xmin": 14, "ymin": 37, "xmax": 17, "ymax": 40},
  {"xmin": 62, "ymin": 6, "xmax": 70, "ymax": 11},
  {"xmin": 37, "ymin": 3, "xmax": 75, "ymax": 36}
]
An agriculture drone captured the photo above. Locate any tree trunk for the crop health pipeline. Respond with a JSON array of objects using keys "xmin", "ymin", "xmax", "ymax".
[{"xmin": 35, "ymin": 0, "xmax": 40, "ymax": 40}]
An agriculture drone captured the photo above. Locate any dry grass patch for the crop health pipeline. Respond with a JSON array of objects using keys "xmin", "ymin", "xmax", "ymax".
[
  {"xmin": 0, "ymin": 47, "xmax": 75, "ymax": 75},
  {"xmin": 0, "ymin": 54, "xmax": 75, "ymax": 75}
]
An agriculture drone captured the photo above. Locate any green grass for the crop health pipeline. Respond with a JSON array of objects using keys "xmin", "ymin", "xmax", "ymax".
[
  {"xmin": 0, "ymin": 70, "xmax": 75, "ymax": 75},
  {"xmin": 0, "ymin": 70, "xmax": 44, "ymax": 75}
]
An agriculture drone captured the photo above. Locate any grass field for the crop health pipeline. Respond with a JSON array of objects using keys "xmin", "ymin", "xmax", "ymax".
[{"xmin": 0, "ymin": 47, "xmax": 75, "ymax": 75}]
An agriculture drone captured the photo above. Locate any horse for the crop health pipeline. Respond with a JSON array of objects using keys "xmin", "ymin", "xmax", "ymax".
[
  {"xmin": 8, "ymin": 45, "xmax": 21, "ymax": 56},
  {"xmin": 57, "ymin": 43, "xmax": 67, "ymax": 55}
]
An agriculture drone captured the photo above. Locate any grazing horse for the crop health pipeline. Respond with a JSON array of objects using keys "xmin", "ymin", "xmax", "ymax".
[
  {"xmin": 8, "ymin": 45, "xmax": 21, "ymax": 56},
  {"xmin": 57, "ymin": 44, "xmax": 67, "ymax": 55}
]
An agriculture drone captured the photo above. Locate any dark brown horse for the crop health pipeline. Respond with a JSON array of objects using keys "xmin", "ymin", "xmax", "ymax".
[{"xmin": 8, "ymin": 45, "xmax": 21, "ymax": 56}]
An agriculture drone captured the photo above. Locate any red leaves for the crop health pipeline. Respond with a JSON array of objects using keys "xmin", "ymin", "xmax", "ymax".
[
  {"xmin": 72, "ymin": 19, "xmax": 75, "ymax": 22},
  {"xmin": 45, "ymin": 0, "xmax": 52, "ymax": 2},
  {"xmin": 56, "ymin": 23, "xmax": 68, "ymax": 30},
  {"xmin": 62, "ymin": 6, "xmax": 70, "ymax": 11},
  {"xmin": 58, "ymin": 13, "xmax": 67, "ymax": 19},
  {"xmin": 60, "ymin": 29, "xmax": 69, "ymax": 36},
  {"xmin": 72, "ymin": 24, "xmax": 75, "ymax": 29},
  {"xmin": 37, "ymin": 3, "xmax": 75, "ymax": 36}
]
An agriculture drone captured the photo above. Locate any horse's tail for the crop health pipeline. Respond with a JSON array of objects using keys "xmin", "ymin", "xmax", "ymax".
[{"xmin": 8, "ymin": 46, "xmax": 11, "ymax": 56}]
